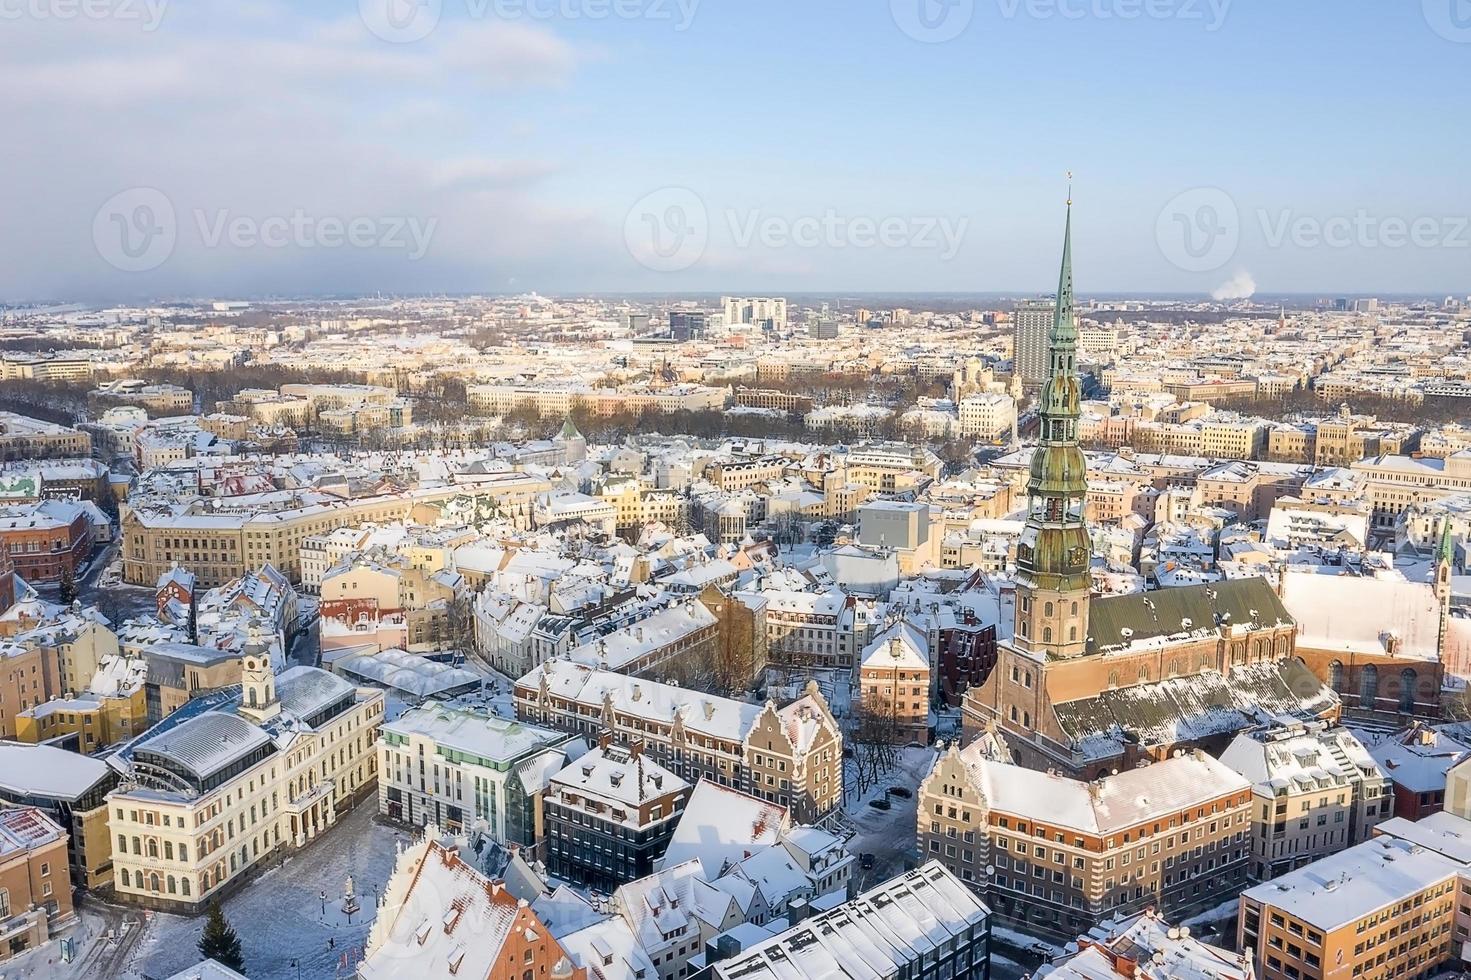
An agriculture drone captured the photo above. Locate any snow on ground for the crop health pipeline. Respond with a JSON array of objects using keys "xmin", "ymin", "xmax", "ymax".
[
  {"xmin": 843, "ymin": 745, "xmax": 936, "ymax": 889},
  {"xmin": 447, "ymin": 665, "xmax": 517, "ymax": 718},
  {"xmin": 123, "ymin": 801, "xmax": 410, "ymax": 980},
  {"xmin": 1, "ymin": 907, "xmax": 111, "ymax": 980},
  {"xmin": 992, "ymin": 925, "xmax": 1063, "ymax": 956},
  {"xmin": 991, "ymin": 952, "xmax": 1030, "ymax": 980},
  {"xmin": 1182, "ymin": 897, "xmax": 1241, "ymax": 928}
]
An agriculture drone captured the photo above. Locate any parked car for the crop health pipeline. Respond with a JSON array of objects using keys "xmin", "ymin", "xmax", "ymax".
[
  {"xmin": 860, "ymin": 853, "xmax": 876, "ymax": 870},
  {"xmin": 887, "ymin": 786, "xmax": 913, "ymax": 799},
  {"xmin": 868, "ymin": 798, "xmax": 892, "ymax": 811}
]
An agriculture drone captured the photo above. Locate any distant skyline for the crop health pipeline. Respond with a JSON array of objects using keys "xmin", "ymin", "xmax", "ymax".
[{"xmin": 4, "ymin": 0, "xmax": 1469, "ymax": 302}]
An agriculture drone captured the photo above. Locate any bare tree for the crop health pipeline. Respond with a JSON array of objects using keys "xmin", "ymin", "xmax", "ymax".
[{"xmin": 847, "ymin": 690, "xmax": 902, "ymax": 799}]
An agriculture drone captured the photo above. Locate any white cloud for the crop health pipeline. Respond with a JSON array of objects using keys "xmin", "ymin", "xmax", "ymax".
[
  {"xmin": 1211, "ymin": 269, "xmax": 1256, "ymax": 301},
  {"xmin": 0, "ymin": 4, "xmax": 594, "ymax": 301}
]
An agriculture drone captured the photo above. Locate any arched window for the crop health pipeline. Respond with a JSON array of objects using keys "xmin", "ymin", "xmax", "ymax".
[
  {"xmin": 1360, "ymin": 665, "xmax": 1379, "ymax": 707},
  {"xmin": 179, "ymin": 844, "xmax": 188, "ymax": 861},
  {"xmin": 1138, "ymin": 666, "xmax": 1150, "ymax": 683},
  {"xmin": 167, "ymin": 875, "xmax": 176, "ymax": 894},
  {"xmin": 1328, "ymin": 661, "xmax": 1344, "ymax": 690},
  {"xmin": 1107, "ymin": 671, "xmax": 1120, "ymax": 689},
  {"xmin": 149, "ymin": 873, "xmax": 160, "ymax": 892},
  {"xmin": 1071, "ymin": 601, "xmax": 1079, "ymax": 616},
  {"xmin": 120, "ymin": 868, "xmax": 130, "ymax": 888},
  {"xmin": 1043, "ymin": 627, "xmax": 1053, "ymax": 644},
  {"xmin": 1069, "ymin": 626, "xmax": 1078, "ymax": 642},
  {"xmin": 147, "ymin": 839, "xmax": 158, "ymax": 859},
  {"xmin": 1045, "ymin": 602, "xmax": 1054, "ymax": 618},
  {"xmin": 117, "ymin": 834, "xmax": 127, "ymax": 853},
  {"xmin": 182, "ymin": 878, "xmax": 191, "ymax": 896},
  {"xmin": 1400, "ymin": 669, "xmax": 1418, "ymax": 713}
]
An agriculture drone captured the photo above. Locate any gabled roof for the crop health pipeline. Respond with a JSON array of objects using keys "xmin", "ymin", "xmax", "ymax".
[
  {"xmin": 661, "ymin": 782, "xmax": 788, "ymax": 878},
  {"xmin": 1052, "ymin": 660, "xmax": 1338, "ymax": 762},
  {"xmin": 1087, "ymin": 577, "xmax": 1292, "ymax": 655},
  {"xmin": 361, "ymin": 838, "xmax": 571, "ymax": 980}
]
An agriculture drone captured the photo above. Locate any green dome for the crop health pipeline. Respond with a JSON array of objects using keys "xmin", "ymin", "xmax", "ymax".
[{"xmin": 1028, "ymin": 443, "xmax": 1088, "ymax": 496}]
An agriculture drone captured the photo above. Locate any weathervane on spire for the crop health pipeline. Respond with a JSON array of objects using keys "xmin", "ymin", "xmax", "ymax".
[{"xmin": 1066, "ymin": 171, "xmax": 1073, "ymax": 207}]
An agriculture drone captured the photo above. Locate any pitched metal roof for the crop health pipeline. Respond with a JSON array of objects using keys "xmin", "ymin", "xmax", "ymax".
[
  {"xmin": 1053, "ymin": 659, "xmax": 1337, "ymax": 761},
  {"xmin": 1086, "ymin": 577, "xmax": 1292, "ymax": 655}
]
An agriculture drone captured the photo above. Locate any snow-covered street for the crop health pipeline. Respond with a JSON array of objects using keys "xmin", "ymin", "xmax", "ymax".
[
  {"xmin": 843, "ymin": 744, "xmax": 936, "ymax": 890},
  {"xmin": 122, "ymin": 801, "xmax": 408, "ymax": 980}
]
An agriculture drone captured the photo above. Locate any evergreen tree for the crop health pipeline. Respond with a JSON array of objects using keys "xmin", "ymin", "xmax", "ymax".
[
  {"xmin": 197, "ymin": 902, "xmax": 245, "ymax": 974},
  {"xmin": 58, "ymin": 565, "xmax": 78, "ymax": 605}
]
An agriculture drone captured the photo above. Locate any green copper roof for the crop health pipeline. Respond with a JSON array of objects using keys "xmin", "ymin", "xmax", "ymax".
[
  {"xmin": 1051, "ymin": 199, "xmax": 1077, "ymax": 347},
  {"xmin": 1086, "ymin": 578, "xmax": 1293, "ymax": 656}
]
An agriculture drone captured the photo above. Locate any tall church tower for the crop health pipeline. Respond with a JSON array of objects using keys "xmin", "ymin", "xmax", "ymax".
[{"xmin": 1013, "ymin": 191, "xmax": 1091, "ymax": 659}]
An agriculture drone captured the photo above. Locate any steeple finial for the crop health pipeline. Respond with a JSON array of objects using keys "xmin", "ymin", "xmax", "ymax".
[{"xmin": 1052, "ymin": 180, "xmax": 1076, "ymax": 346}]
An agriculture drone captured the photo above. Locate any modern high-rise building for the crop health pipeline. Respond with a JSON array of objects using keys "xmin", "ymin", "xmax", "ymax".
[
  {"xmin": 1011, "ymin": 300, "xmax": 1055, "ymax": 386},
  {"xmin": 667, "ymin": 309, "xmax": 708, "ymax": 340},
  {"xmin": 722, "ymin": 296, "xmax": 788, "ymax": 332},
  {"xmin": 811, "ymin": 318, "xmax": 839, "ymax": 340}
]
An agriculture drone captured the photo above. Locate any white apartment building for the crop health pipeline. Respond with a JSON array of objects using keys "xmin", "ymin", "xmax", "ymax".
[
  {"xmin": 723, "ymin": 297, "xmax": 788, "ymax": 331},
  {"xmin": 1219, "ymin": 723, "xmax": 1391, "ymax": 881},
  {"xmin": 958, "ymin": 393, "xmax": 1017, "ymax": 442},
  {"xmin": 378, "ymin": 701, "xmax": 581, "ymax": 846}
]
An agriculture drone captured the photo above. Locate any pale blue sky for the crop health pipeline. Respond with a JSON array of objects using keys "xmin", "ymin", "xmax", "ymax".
[{"xmin": 4, "ymin": 0, "xmax": 1467, "ymax": 301}]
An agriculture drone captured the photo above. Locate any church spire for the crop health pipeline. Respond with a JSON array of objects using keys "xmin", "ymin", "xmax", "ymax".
[
  {"xmin": 1052, "ymin": 178, "xmax": 1076, "ymax": 350},
  {"xmin": 1013, "ymin": 185, "xmax": 1092, "ymax": 659}
]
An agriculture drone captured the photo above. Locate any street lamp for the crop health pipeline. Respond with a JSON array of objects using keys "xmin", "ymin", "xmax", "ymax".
[{"xmin": 320, "ymin": 889, "xmax": 327, "ymax": 916}]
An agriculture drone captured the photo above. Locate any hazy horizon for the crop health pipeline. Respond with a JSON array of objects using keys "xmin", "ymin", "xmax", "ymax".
[{"xmin": 6, "ymin": 0, "xmax": 1469, "ymax": 303}]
